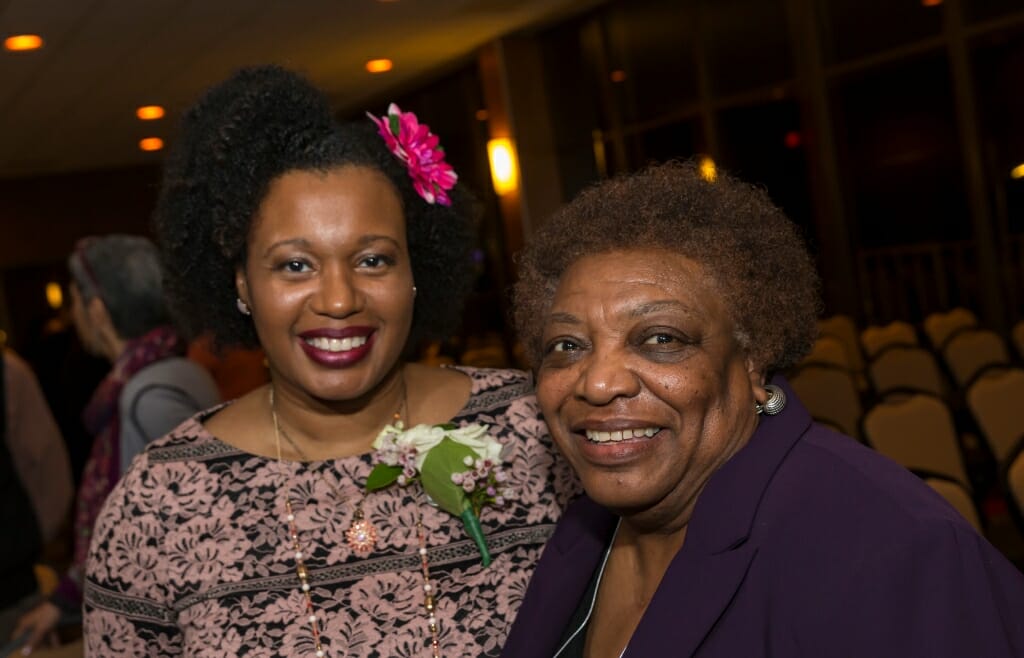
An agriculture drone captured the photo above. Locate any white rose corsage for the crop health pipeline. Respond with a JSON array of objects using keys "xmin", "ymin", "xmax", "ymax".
[{"xmin": 367, "ymin": 422, "xmax": 512, "ymax": 566}]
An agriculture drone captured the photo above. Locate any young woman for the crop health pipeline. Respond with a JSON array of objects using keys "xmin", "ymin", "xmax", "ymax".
[{"xmin": 83, "ymin": 66, "xmax": 576, "ymax": 657}]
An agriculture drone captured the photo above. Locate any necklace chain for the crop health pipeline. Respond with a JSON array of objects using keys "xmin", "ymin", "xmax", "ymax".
[{"xmin": 268, "ymin": 374, "xmax": 442, "ymax": 657}]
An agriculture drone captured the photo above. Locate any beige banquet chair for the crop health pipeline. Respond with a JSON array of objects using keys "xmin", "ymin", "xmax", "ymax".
[
  {"xmin": 789, "ymin": 364, "xmax": 863, "ymax": 441},
  {"xmin": 818, "ymin": 314, "xmax": 865, "ymax": 374},
  {"xmin": 861, "ymin": 393, "xmax": 972, "ymax": 490},
  {"xmin": 801, "ymin": 335, "xmax": 852, "ymax": 370},
  {"xmin": 1006, "ymin": 447, "xmax": 1024, "ymax": 530},
  {"xmin": 1011, "ymin": 320, "xmax": 1024, "ymax": 362},
  {"xmin": 923, "ymin": 476, "xmax": 983, "ymax": 533},
  {"xmin": 860, "ymin": 320, "xmax": 918, "ymax": 361},
  {"xmin": 867, "ymin": 345, "xmax": 949, "ymax": 400},
  {"xmin": 966, "ymin": 367, "xmax": 1024, "ymax": 467},
  {"xmin": 943, "ymin": 329, "xmax": 1011, "ymax": 390},
  {"xmin": 923, "ymin": 307, "xmax": 978, "ymax": 351}
]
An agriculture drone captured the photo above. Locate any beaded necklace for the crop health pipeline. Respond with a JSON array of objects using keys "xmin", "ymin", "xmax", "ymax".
[{"xmin": 270, "ymin": 382, "xmax": 443, "ymax": 657}]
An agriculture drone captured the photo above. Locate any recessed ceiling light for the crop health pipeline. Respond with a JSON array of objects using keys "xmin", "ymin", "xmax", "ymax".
[
  {"xmin": 1011, "ymin": 163, "xmax": 1024, "ymax": 179},
  {"xmin": 366, "ymin": 59, "xmax": 393, "ymax": 74},
  {"xmin": 921, "ymin": 0, "xmax": 942, "ymax": 6},
  {"xmin": 139, "ymin": 137, "xmax": 164, "ymax": 152},
  {"xmin": 136, "ymin": 105, "xmax": 165, "ymax": 120},
  {"xmin": 4, "ymin": 34, "xmax": 44, "ymax": 52}
]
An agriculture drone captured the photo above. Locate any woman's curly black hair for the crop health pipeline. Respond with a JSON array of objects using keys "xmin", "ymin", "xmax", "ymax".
[
  {"xmin": 153, "ymin": 65, "xmax": 475, "ymax": 350},
  {"xmin": 513, "ymin": 160, "xmax": 822, "ymax": 375}
]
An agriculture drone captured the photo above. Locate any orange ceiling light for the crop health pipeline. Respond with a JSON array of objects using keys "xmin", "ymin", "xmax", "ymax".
[
  {"xmin": 139, "ymin": 137, "xmax": 164, "ymax": 152},
  {"xmin": 4, "ymin": 34, "xmax": 44, "ymax": 51},
  {"xmin": 365, "ymin": 58, "xmax": 393, "ymax": 74},
  {"xmin": 136, "ymin": 105, "xmax": 165, "ymax": 120},
  {"xmin": 610, "ymin": 69, "xmax": 627, "ymax": 83},
  {"xmin": 1011, "ymin": 163, "xmax": 1024, "ymax": 179},
  {"xmin": 921, "ymin": 0, "xmax": 942, "ymax": 6}
]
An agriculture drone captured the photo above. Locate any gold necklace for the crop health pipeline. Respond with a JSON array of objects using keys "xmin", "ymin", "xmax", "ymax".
[{"xmin": 269, "ymin": 377, "xmax": 442, "ymax": 657}]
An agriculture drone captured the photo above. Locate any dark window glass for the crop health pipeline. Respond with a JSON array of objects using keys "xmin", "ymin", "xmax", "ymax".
[
  {"xmin": 831, "ymin": 54, "xmax": 969, "ymax": 247},
  {"xmin": 603, "ymin": 0, "xmax": 700, "ymax": 125},
  {"xmin": 716, "ymin": 100, "xmax": 813, "ymax": 238},
  {"xmin": 962, "ymin": 0, "xmax": 1024, "ymax": 24},
  {"xmin": 817, "ymin": 0, "xmax": 944, "ymax": 64},
  {"xmin": 701, "ymin": 0, "xmax": 794, "ymax": 96},
  {"xmin": 971, "ymin": 28, "xmax": 1024, "ymax": 235}
]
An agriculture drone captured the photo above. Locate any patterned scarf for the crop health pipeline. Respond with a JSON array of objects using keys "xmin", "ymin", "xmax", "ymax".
[{"xmin": 53, "ymin": 325, "xmax": 185, "ymax": 610}]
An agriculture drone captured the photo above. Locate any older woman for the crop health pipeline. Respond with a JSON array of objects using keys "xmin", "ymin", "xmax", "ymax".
[
  {"xmin": 14, "ymin": 235, "xmax": 220, "ymax": 652},
  {"xmin": 503, "ymin": 161, "xmax": 1024, "ymax": 657},
  {"xmin": 83, "ymin": 66, "xmax": 575, "ymax": 656}
]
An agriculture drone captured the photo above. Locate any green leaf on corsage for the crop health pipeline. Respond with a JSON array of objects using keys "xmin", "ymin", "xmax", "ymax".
[
  {"xmin": 420, "ymin": 437, "xmax": 477, "ymax": 516},
  {"xmin": 365, "ymin": 463, "xmax": 403, "ymax": 491}
]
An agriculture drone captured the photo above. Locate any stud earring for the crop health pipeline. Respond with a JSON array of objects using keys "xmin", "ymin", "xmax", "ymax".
[
  {"xmin": 236, "ymin": 298, "xmax": 251, "ymax": 316},
  {"xmin": 412, "ymin": 285, "xmax": 417, "ymax": 298},
  {"xmin": 755, "ymin": 384, "xmax": 786, "ymax": 416}
]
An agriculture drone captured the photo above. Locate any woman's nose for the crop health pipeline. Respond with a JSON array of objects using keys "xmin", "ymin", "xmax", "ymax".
[
  {"xmin": 311, "ymin": 266, "xmax": 362, "ymax": 317},
  {"xmin": 574, "ymin": 347, "xmax": 641, "ymax": 405}
]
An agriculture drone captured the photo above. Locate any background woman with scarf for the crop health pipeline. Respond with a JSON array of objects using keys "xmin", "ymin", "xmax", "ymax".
[{"xmin": 12, "ymin": 234, "xmax": 220, "ymax": 653}]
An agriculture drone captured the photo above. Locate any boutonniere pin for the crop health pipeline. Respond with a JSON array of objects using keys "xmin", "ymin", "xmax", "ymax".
[{"xmin": 367, "ymin": 422, "xmax": 511, "ymax": 566}]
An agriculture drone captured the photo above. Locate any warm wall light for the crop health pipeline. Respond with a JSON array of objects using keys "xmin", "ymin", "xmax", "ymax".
[
  {"xmin": 45, "ymin": 282, "xmax": 63, "ymax": 310},
  {"xmin": 921, "ymin": 0, "xmax": 942, "ymax": 6},
  {"xmin": 139, "ymin": 137, "xmax": 164, "ymax": 151},
  {"xmin": 699, "ymin": 156, "xmax": 717, "ymax": 183},
  {"xmin": 610, "ymin": 69, "xmax": 627, "ymax": 83},
  {"xmin": 1011, "ymin": 163, "xmax": 1024, "ymax": 179},
  {"xmin": 136, "ymin": 105, "xmax": 165, "ymax": 120},
  {"xmin": 4, "ymin": 34, "xmax": 44, "ymax": 51},
  {"xmin": 487, "ymin": 138, "xmax": 519, "ymax": 196},
  {"xmin": 365, "ymin": 59, "xmax": 393, "ymax": 73}
]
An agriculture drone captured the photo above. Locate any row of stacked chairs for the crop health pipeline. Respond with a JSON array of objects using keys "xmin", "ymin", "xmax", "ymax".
[{"xmin": 784, "ymin": 309, "xmax": 1024, "ymax": 539}]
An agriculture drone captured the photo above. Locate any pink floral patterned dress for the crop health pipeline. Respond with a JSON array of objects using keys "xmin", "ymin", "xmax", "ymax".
[{"xmin": 83, "ymin": 367, "xmax": 578, "ymax": 657}]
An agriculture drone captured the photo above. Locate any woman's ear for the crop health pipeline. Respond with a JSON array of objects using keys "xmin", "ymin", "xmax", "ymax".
[
  {"xmin": 746, "ymin": 358, "xmax": 769, "ymax": 404},
  {"xmin": 235, "ymin": 268, "xmax": 250, "ymax": 309}
]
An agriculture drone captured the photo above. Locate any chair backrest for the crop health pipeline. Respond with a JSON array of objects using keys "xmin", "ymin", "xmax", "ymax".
[
  {"xmin": 942, "ymin": 328, "xmax": 1011, "ymax": 389},
  {"xmin": 861, "ymin": 321, "xmax": 918, "ymax": 361},
  {"xmin": 789, "ymin": 365, "xmax": 863, "ymax": 440},
  {"xmin": 923, "ymin": 307, "xmax": 978, "ymax": 351},
  {"xmin": 818, "ymin": 314, "xmax": 865, "ymax": 373},
  {"xmin": 1011, "ymin": 320, "xmax": 1024, "ymax": 362},
  {"xmin": 966, "ymin": 367, "xmax": 1024, "ymax": 465},
  {"xmin": 862, "ymin": 394, "xmax": 971, "ymax": 489},
  {"xmin": 922, "ymin": 477, "xmax": 982, "ymax": 533},
  {"xmin": 1007, "ymin": 449, "xmax": 1024, "ymax": 528},
  {"xmin": 867, "ymin": 345, "xmax": 948, "ymax": 399},
  {"xmin": 802, "ymin": 335, "xmax": 851, "ymax": 370}
]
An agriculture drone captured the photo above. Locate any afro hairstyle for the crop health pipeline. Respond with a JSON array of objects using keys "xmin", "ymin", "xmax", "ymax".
[
  {"xmin": 513, "ymin": 160, "xmax": 821, "ymax": 375},
  {"xmin": 153, "ymin": 65, "xmax": 476, "ymax": 351}
]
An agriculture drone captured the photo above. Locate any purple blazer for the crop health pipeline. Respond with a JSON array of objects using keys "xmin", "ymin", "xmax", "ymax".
[{"xmin": 502, "ymin": 379, "xmax": 1024, "ymax": 657}]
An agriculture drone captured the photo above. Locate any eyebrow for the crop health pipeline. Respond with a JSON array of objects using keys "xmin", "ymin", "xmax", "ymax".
[
  {"xmin": 545, "ymin": 311, "xmax": 581, "ymax": 326},
  {"xmin": 630, "ymin": 299, "xmax": 692, "ymax": 317},
  {"xmin": 263, "ymin": 234, "xmax": 400, "ymax": 258}
]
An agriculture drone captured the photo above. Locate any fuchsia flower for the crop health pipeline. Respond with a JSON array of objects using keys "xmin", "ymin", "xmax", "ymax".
[{"xmin": 367, "ymin": 103, "xmax": 458, "ymax": 206}]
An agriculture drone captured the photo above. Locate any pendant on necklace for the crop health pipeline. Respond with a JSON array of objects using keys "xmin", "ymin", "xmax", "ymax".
[{"xmin": 345, "ymin": 506, "xmax": 378, "ymax": 555}]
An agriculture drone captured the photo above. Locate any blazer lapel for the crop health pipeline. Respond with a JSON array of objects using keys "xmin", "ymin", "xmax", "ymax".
[
  {"xmin": 501, "ymin": 496, "xmax": 617, "ymax": 657},
  {"xmin": 625, "ymin": 542, "xmax": 758, "ymax": 656},
  {"xmin": 626, "ymin": 376, "xmax": 810, "ymax": 656}
]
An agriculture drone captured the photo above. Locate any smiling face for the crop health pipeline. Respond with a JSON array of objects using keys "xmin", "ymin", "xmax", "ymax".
[
  {"xmin": 236, "ymin": 165, "xmax": 414, "ymax": 404},
  {"xmin": 536, "ymin": 248, "xmax": 763, "ymax": 529}
]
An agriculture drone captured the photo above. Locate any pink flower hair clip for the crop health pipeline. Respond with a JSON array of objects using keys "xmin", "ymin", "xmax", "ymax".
[{"xmin": 367, "ymin": 103, "xmax": 458, "ymax": 206}]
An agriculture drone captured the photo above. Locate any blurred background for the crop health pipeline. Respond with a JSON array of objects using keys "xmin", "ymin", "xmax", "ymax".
[
  {"xmin": 1, "ymin": 0, "xmax": 1022, "ymax": 355},
  {"xmin": 2, "ymin": 0, "xmax": 1024, "ymax": 579}
]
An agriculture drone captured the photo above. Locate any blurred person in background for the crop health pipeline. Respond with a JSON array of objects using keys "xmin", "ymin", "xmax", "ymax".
[
  {"xmin": 12, "ymin": 234, "xmax": 220, "ymax": 653},
  {"xmin": 0, "ymin": 345, "xmax": 73, "ymax": 643}
]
